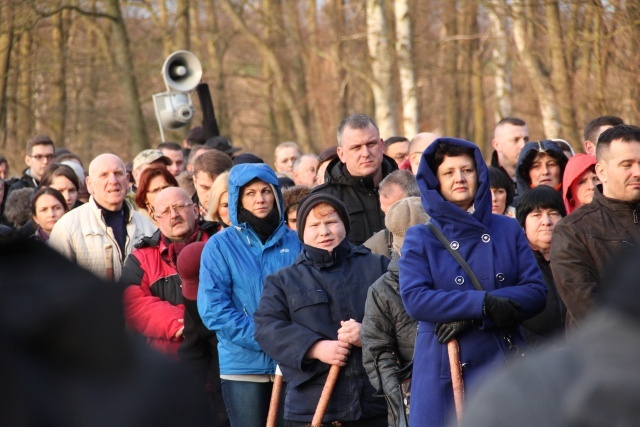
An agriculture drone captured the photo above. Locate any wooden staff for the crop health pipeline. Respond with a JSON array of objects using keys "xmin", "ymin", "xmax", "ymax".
[
  {"xmin": 266, "ymin": 370, "xmax": 284, "ymax": 427},
  {"xmin": 448, "ymin": 339, "xmax": 464, "ymax": 426},
  {"xmin": 310, "ymin": 364, "xmax": 341, "ymax": 427}
]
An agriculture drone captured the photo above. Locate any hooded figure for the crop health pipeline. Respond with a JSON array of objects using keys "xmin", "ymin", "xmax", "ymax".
[
  {"xmin": 515, "ymin": 140, "xmax": 568, "ymax": 197},
  {"xmin": 197, "ymin": 163, "xmax": 302, "ymax": 427},
  {"xmin": 399, "ymin": 137, "xmax": 547, "ymax": 427},
  {"xmin": 561, "ymin": 153, "xmax": 598, "ymax": 215}
]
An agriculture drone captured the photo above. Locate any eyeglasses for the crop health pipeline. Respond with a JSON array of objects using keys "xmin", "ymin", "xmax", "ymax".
[
  {"xmin": 29, "ymin": 154, "xmax": 56, "ymax": 162},
  {"xmin": 153, "ymin": 203, "xmax": 194, "ymax": 219}
]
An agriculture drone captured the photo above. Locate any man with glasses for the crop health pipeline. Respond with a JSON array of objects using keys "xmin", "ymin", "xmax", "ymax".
[
  {"xmin": 121, "ymin": 186, "xmax": 218, "ymax": 356},
  {"xmin": 384, "ymin": 136, "xmax": 410, "ymax": 167},
  {"xmin": 6, "ymin": 135, "xmax": 56, "ymax": 197},
  {"xmin": 49, "ymin": 153, "xmax": 156, "ymax": 281}
]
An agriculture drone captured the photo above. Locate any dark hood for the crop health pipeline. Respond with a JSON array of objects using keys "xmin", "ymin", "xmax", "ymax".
[
  {"xmin": 416, "ymin": 137, "xmax": 491, "ymax": 234},
  {"xmin": 515, "ymin": 140, "xmax": 568, "ymax": 196}
]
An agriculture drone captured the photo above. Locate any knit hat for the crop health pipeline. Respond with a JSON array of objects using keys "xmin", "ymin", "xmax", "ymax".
[
  {"xmin": 296, "ymin": 193, "xmax": 350, "ymax": 241},
  {"xmin": 385, "ymin": 197, "xmax": 429, "ymax": 250},
  {"xmin": 176, "ymin": 241, "xmax": 206, "ymax": 301}
]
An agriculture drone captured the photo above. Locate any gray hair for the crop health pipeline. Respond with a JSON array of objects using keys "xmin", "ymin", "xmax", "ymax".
[
  {"xmin": 292, "ymin": 154, "xmax": 320, "ymax": 171},
  {"xmin": 379, "ymin": 170, "xmax": 419, "ymax": 197}
]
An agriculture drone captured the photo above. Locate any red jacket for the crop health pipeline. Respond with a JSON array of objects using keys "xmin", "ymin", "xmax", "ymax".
[{"xmin": 121, "ymin": 222, "xmax": 218, "ymax": 356}]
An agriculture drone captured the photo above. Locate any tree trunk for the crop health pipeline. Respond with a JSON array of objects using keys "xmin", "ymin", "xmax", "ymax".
[
  {"xmin": 366, "ymin": 0, "xmax": 396, "ymax": 139},
  {"xmin": 511, "ymin": 0, "xmax": 561, "ymax": 138},
  {"xmin": 17, "ymin": 30, "xmax": 33, "ymax": 146},
  {"xmin": 487, "ymin": 1, "xmax": 511, "ymax": 122},
  {"xmin": 0, "ymin": 1, "xmax": 14, "ymax": 147},
  {"xmin": 204, "ymin": 0, "xmax": 230, "ymax": 137},
  {"xmin": 105, "ymin": 0, "xmax": 149, "ymax": 156},
  {"xmin": 394, "ymin": 0, "xmax": 418, "ymax": 137},
  {"xmin": 442, "ymin": 0, "xmax": 459, "ymax": 138},
  {"xmin": 220, "ymin": 0, "xmax": 311, "ymax": 152},
  {"xmin": 175, "ymin": 0, "xmax": 190, "ymax": 50},
  {"xmin": 544, "ymin": 0, "xmax": 580, "ymax": 144},
  {"xmin": 329, "ymin": 0, "xmax": 348, "ymax": 126},
  {"xmin": 50, "ymin": 11, "xmax": 68, "ymax": 146},
  {"xmin": 468, "ymin": 0, "xmax": 485, "ymax": 153}
]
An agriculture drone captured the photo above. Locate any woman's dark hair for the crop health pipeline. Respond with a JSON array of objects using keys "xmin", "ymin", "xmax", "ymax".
[
  {"xmin": 30, "ymin": 186, "xmax": 69, "ymax": 217},
  {"xmin": 516, "ymin": 185, "xmax": 566, "ymax": 227},
  {"xmin": 135, "ymin": 166, "xmax": 179, "ymax": 209},
  {"xmin": 488, "ymin": 166, "xmax": 515, "ymax": 209},
  {"xmin": 429, "ymin": 143, "xmax": 477, "ymax": 176},
  {"xmin": 40, "ymin": 163, "xmax": 80, "ymax": 191}
]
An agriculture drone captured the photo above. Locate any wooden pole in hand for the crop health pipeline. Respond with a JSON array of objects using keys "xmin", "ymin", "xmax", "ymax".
[
  {"xmin": 266, "ymin": 372, "xmax": 283, "ymax": 427},
  {"xmin": 311, "ymin": 364, "xmax": 341, "ymax": 427},
  {"xmin": 448, "ymin": 339, "xmax": 464, "ymax": 426}
]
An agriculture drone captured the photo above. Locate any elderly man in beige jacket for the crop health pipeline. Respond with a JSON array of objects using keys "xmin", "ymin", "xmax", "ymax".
[{"xmin": 49, "ymin": 153, "xmax": 156, "ymax": 281}]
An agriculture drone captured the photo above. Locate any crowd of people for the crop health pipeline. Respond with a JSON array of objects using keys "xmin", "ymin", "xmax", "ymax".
[{"xmin": 1, "ymin": 113, "xmax": 639, "ymax": 427}]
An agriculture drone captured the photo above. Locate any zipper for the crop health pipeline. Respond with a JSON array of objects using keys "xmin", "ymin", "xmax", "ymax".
[{"xmin": 634, "ymin": 210, "xmax": 638, "ymax": 224}]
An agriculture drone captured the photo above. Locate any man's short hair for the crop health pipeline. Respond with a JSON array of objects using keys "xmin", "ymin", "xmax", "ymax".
[
  {"xmin": 596, "ymin": 125, "xmax": 640, "ymax": 162},
  {"xmin": 157, "ymin": 141, "xmax": 183, "ymax": 152},
  {"xmin": 293, "ymin": 154, "xmax": 320, "ymax": 171},
  {"xmin": 336, "ymin": 114, "xmax": 379, "ymax": 147},
  {"xmin": 384, "ymin": 136, "xmax": 409, "ymax": 150},
  {"xmin": 193, "ymin": 149, "xmax": 232, "ymax": 178},
  {"xmin": 187, "ymin": 145, "xmax": 211, "ymax": 165},
  {"xmin": 275, "ymin": 141, "xmax": 300, "ymax": 153},
  {"xmin": 584, "ymin": 116, "xmax": 624, "ymax": 143},
  {"xmin": 379, "ymin": 170, "xmax": 419, "ymax": 197},
  {"xmin": 26, "ymin": 135, "xmax": 54, "ymax": 156},
  {"xmin": 495, "ymin": 117, "xmax": 526, "ymax": 130}
]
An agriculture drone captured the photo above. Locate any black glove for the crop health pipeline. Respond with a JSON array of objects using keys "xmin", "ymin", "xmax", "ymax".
[
  {"xmin": 435, "ymin": 320, "xmax": 473, "ymax": 344},
  {"xmin": 483, "ymin": 294, "xmax": 522, "ymax": 329}
]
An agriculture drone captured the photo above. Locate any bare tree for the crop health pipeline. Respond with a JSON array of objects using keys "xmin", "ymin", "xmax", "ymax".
[
  {"xmin": 366, "ymin": 0, "xmax": 396, "ymax": 138},
  {"xmin": 394, "ymin": 0, "xmax": 418, "ymax": 137}
]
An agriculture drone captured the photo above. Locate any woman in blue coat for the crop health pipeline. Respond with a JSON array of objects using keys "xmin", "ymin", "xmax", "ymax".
[
  {"xmin": 198, "ymin": 163, "xmax": 302, "ymax": 427},
  {"xmin": 399, "ymin": 138, "xmax": 547, "ymax": 427}
]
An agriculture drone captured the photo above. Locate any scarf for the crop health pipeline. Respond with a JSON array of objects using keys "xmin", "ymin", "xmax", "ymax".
[{"xmin": 237, "ymin": 206, "xmax": 280, "ymax": 244}]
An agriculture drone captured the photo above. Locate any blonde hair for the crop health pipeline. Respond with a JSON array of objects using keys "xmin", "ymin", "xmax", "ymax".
[{"xmin": 207, "ymin": 171, "xmax": 230, "ymax": 223}]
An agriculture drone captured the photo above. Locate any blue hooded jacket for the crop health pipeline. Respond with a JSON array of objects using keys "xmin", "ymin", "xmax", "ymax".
[
  {"xmin": 198, "ymin": 163, "xmax": 302, "ymax": 375},
  {"xmin": 399, "ymin": 138, "xmax": 547, "ymax": 426}
]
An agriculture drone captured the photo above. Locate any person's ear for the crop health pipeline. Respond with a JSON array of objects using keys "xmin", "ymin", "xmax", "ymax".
[
  {"xmin": 337, "ymin": 146, "xmax": 345, "ymax": 163},
  {"xmin": 595, "ymin": 161, "xmax": 606, "ymax": 185}
]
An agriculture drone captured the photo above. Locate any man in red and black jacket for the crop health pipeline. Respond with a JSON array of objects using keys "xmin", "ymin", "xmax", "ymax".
[{"xmin": 121, "ymin": 187, "xmax": 220, "ymax": 356}]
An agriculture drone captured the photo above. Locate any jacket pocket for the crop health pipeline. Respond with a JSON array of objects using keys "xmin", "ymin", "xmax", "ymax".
[{"xmin": 289, "ymin": 289, "xmax": 329, "ymax": 312}]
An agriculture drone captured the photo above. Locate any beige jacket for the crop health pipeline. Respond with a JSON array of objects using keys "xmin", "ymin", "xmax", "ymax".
[{"xmin": 49, "ymin": 197, "xmax": 157, "ymax": 281}]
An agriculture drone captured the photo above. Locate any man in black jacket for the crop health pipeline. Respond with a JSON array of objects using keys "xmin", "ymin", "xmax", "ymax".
[
  {"xmin": 6, "ymin": 135, "xmax": 55, "ymax": 198},
  {"xmin": 312, "ymin": 114, "xmax": 398, "ymax": 245}
]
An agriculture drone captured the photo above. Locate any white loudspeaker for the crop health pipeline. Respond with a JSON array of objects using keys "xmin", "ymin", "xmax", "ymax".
[
  {"xmin": 153, "ymin": 50, "xmax": 203, "ymax": 140},
  {"xmin": 162, "ymin": 50, "xmax": 202, "ymax": 92},
  {"xmin": 153, "ymin": 92, "xmax": 194, "ymax": 130}
]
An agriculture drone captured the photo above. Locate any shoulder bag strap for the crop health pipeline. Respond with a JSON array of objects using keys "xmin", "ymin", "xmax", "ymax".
[{"xmin": 425, "ymin": 221, "xmax": 484, "ymax": 292}]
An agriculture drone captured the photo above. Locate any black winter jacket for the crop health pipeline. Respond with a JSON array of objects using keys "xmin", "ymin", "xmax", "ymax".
[
  {"xmin": 312, "ymin": 155, "xmax": 398, "ymax": 245},
  {"xmin": 361, "ymin": 253, "xmax": 417, "ymax": 426},
  {"xmin": 254, "ymin": 240, "xmax": 389, "ymax": 423}
]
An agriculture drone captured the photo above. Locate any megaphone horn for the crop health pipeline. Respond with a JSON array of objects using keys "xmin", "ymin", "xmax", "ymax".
[{"xmin": 162, "ymin": 50, "xmax": 202, "ymax": 92}]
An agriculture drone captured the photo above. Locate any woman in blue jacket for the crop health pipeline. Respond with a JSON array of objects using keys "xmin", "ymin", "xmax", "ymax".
[
  {"xmin": 399, "ymin": 138, "xmax": 547, "ymax": 427},
  {"xmin": 198, "ymin": 163, "xmax": 302, "ymax": 427}
]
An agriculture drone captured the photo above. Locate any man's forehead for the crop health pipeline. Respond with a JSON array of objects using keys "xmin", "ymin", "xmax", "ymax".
[
  {"xmin": 496, "ymin": 123, "xmax": 528, "ymax": 138},
  {"xmin": 342, "ymin": 125, "xmax": 379, "ymax": 145},
  {"xmin": 154, "ymin": 191, "xmax": 189, "ymax": 208},
  {"xmin": 31, "ymin": 144, "xmax": 55, "ymax": 153}
]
